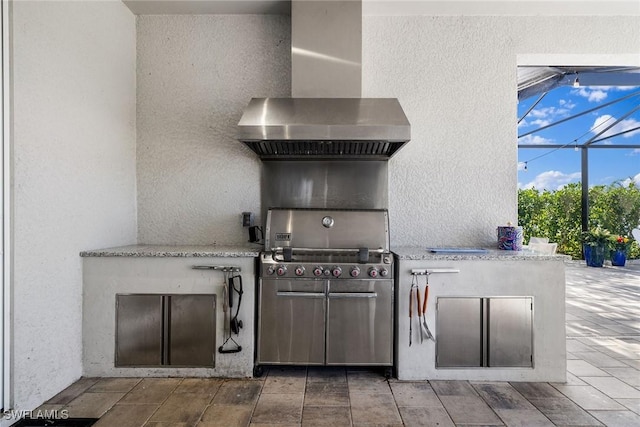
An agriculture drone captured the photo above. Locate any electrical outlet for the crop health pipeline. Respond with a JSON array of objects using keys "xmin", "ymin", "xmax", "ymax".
[{"xmin": 242, "ymin": 212, "xmax": 254, "ymax": 227}]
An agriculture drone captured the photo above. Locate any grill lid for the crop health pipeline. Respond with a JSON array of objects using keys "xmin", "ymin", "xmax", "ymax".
[
  {"xmin": 264, "ymin": 208, "xmax": 390, "ymax": 252},
  {"xmin": 237, "ymin": 98, "xmax": 411, "ymax": 160}
]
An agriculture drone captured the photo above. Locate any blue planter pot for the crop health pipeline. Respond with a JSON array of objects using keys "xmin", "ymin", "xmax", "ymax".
[
  {"xmin": 611, "ymin": 250, "xmax": 627, "ymax": 267},
  {"xmin": 584, "ymin": 244, "xmax": 605, "ymax": 267}
]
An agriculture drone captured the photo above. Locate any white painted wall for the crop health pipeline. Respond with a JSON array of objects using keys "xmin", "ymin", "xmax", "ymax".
[
  {"xmin": 11, "ymin": 0, "xmax": 136, "ymax": 411},
  {"xmin": 136, "ymin": 13, "xmax": 639, "ymax": 249},
  {"xmin": 136, "ymin": 15, "xmax": 290, "ymax": 245},
  {"xmin": 362, "ymin": 15, "xmax": 640, "ymax": 248}
]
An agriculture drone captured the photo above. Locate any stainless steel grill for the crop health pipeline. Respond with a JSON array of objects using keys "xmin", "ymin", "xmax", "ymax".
[{"xmin": 254, "ymin": 208, "xmax": 394, "ymax": 377}]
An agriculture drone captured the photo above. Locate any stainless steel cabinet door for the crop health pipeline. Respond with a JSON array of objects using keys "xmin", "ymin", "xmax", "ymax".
[
  {"xmin": 488, "ymin": 298, "xmax": 533, "ymax": 367},
  {"xmin": 116, "ymin": 294, "xmax": 163, "ymax": 366},
  {"xmin": 168, "ymin": 295, "xmax": 216, "ymax": 367},
  {"xmin": 326, "ymin": 280, "xmax": 393, "ymax": 365},
  {"xmin": 436, "ymin": 298, "xmax": 482, "ymax": 367},
  {"xmin": 258, "ymin": 279, "xmax": 325, "ymax": 364},
  {"xmin": 116, "ymin": 294, "xmax": 216, "ymax": 367}
]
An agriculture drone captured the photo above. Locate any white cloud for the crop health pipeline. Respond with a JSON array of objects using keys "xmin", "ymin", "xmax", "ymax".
[
  {"xmin": 531, "ymin": 119, "xmax": 551, "ymax": 127},
  {"xmin": 621, "ymin": 173, "xmax": 640, "ymax": 187},
  {"xmin": 529, "ymin": 110, "xmax": 546, "ymax": 118},
  {"xmin": 558, "ymin": 99, "xmax": 576, "ymax": 109},
  {"xmin": 517, "ymin": 162, "xmax": 527, "ymax": 171},
  {"xmin": 520, "ymin": 170, "xmax": 581, "ymax": 191},
  {"xmin": 529, "ymin": 106, "xmax": 571, "ymax": 120},
  {"xmin": 518, "ymin": 134, "xmax": 554, "ymax": 145},
  {"xmin": 592, "ymin": 114, "xmax": 613, "ymax": 131},
  {"xmin": 630, "ymin": 149, "xmax": 640, "ymax": 156},
  {"xmin": 519, "ymin": 101, "xmax": 575, "ymax": 129},
  {"xmin": 587, "ymin": 85, "xmax": 639, "ymax": 92},
  {"xmin": 573, "ymin": 87, "xmax": 608, "ymax": 102},
  {"xmin": 591, "ymin": 115, "xmax": 640, "ymax": 139}
]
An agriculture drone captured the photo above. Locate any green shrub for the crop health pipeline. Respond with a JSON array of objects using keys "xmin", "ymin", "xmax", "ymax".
[{"xmin": 518, "ymin": 181, "xmax": 640, "ymax": 260}]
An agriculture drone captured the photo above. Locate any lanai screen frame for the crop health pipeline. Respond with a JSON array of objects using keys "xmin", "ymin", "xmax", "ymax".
[{"xmin": 517, "ymin": 63, "xmax": 640, "ymax": 233}]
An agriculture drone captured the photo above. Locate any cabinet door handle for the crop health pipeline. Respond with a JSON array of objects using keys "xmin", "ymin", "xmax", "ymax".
[
  {"xmin": 482, "ymin": 298, "xmax": 488, "ymax": 367},
  {"xmin": 162, "ymin": 295, "xmax": 170, "ymax": 365},
  {"xmin": 328, "ymin": 292, "xmax": 378, "ymax": 299},
  {"xmin": 276, "ymin": 292, "xmax": 325, "ymax": 298}
]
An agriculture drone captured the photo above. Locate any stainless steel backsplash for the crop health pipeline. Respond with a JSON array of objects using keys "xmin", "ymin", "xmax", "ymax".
[{"xmin": 261, "ymin": 161, "xmax": 388, "ymax": 222}]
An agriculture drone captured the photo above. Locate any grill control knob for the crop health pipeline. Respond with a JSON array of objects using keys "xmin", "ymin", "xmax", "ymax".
[
  {"xmin": 295, "ymin": 266, "xmax": 306, "ymax": 276},
  {"xmin": 324, "ymin": 269, "xmax": 331, "ymax": 276},
  {"xmin": 313, "ymin": 266, "xmax": 324, "ymax": 277},
  {"xmin": 276, "ymin": 265, "xmax": 287, "ymax": 276},
  {"xmin": 267, "ymin": 266, "xmax": 276, "ymax": 275},
  {"xmin": 332, "ymin": 266, "xmax": 342, "ymax": 277},
  {"xmin": 350, "ymin": 266, "xmax": 361, "ymax": 278},
  {"xmin": 379, "ymin": 267, "xmax": 389, "ymax": 277},
  {"xmin": 368, "ymin": 267, "xmax": 379, "ymax": 278}
]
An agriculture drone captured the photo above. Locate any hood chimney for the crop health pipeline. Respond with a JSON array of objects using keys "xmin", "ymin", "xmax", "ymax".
[{"xmin": 291, "ymin": 0, "xmax": 362, "ymax": 97}]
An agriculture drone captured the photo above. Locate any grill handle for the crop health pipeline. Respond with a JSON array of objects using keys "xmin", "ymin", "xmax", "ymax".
[
  {"xmin": 270, "ymin": 247, "xmax": 387, "ymax": 254},
  {"xmin": 328, "ymin": 292, "xmax": 378, "ymax": 299},
  {"xmin": 276, "ymin": 292, "xmax": 325, "ymax": 298}
]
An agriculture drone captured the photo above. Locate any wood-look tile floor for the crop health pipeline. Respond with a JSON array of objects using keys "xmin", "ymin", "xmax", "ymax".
[{"xmin": 39, "ymin": 262, "xmax": 640, "ymax": 426}]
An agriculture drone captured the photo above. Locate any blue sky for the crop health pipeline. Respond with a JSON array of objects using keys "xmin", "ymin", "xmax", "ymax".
[{"xmin": 517, "ymin": 85, "xmax": 640, "ymax": 191}]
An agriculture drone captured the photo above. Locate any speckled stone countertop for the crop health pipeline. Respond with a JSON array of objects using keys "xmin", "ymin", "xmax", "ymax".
[
  {"xmin": 80, "ymin": 244, "xmax": 262, "ymax": 258},
  {"xmin": 392, "ymin": 247, "xmax": 571, "ymax": 261}
]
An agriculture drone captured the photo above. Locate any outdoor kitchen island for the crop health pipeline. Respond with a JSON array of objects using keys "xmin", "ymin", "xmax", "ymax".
[
  {"xmin": 82, "ymin": 244, "xmax": 568, "ymax": 383},
  {"xmin": 393, "ymin": 247, "xmax": 569, "ymax": 382},
  {"xmin": 81, "ymin": 245, "xmax": 259, "ymax": 378}
]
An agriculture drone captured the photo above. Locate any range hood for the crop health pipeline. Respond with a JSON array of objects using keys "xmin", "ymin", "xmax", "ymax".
[
  {"xmin": 236, "ymin": 0, "xmax": 411, "ymax": 160},
  {"xmin": 238, "ymin": 97, "xmax": 410, "ymax": 160}
]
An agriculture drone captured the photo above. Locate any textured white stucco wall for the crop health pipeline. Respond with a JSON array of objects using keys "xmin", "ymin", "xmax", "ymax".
[
  {"xmin": 137, "ymin": 15, "xmax": 290, "ymax": 245},
  {"xmin": 136, "ymin": 13, "xmax": 639, "ymax": 249},
  {"xmin": 11, "ymin": 1, "xmax": 136, "ymax": 410},
  {"xmin": 362, "ymin": 15, "xmax": 640, "ymax": 247}
]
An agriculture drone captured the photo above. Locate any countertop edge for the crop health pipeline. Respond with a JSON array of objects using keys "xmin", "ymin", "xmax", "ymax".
[
  {"xmin": 392, "ymin": 247, "xmax": 571, "ymax": 261},
  {"xmin": 80, "ymin": 245, "xmax": 262, "ymax": 258}
]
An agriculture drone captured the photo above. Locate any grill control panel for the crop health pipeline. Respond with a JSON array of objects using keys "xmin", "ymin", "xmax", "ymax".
[{"xmin": 261, "ymin": 254, "xmax": 392, "ymax": 280}]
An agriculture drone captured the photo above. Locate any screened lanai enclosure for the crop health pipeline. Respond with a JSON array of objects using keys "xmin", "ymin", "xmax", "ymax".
[{"xmin": 517, "ymin": 66, "xmax": 640, "ymax": 232}]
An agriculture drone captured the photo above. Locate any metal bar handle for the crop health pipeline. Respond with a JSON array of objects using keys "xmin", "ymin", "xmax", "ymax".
[
  {"xmin": 328, "ymin": 292, "xmax": 378, "ymax": 299},
  {"xmin": 192, "ymin": 265, "xmax": 241, "ymax": 272},
  {"xmin": 270, "ymin": 247, "xmax": 387, "ymax": 254},
  {"xmin": 410, "ymin": 268, "xmax": 459, "ymax": 275},
  {"xmin": 276, "ymin": 292, "xmax": 325, "ymax": 298}
]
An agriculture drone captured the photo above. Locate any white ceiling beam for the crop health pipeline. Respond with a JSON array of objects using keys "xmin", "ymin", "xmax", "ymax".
[{"xmin": 122, "ymin": 0, "xmax": 640, "ymax": 16}]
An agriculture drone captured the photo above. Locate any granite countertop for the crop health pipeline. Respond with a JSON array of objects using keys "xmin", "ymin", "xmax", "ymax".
[
  {"xmin": 82, "ymin": 244, "xmax": 569, "ymax": 261},
  {"xmin": 80, "ymin": 244, "xmax": 262, "ymax": 258},
  {"xmin": 392, "ymin": 247, "xmax": 571, "ymax": 261}
]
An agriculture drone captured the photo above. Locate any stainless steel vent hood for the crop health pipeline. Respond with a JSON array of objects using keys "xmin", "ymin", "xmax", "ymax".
[
  {"xmin": 238, "ymin": 97, "xmax": 410, "ymax": 160},
  {"xmin": 237, "ymin": 0, "xmax": 411, "ymax": 160}
]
